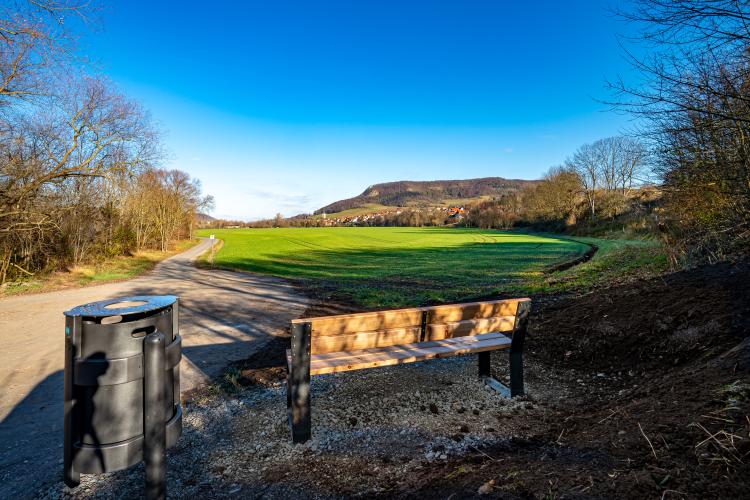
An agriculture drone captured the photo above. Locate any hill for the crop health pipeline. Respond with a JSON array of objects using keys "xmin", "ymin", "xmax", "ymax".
[{"xmin": 314, "ymin": 177, "xmax": 537, "ymax": 215}]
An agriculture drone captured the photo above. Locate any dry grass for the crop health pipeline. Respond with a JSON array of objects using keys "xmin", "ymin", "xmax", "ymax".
[
  {"xmin": 0, "ymin": 239, "xmax": 198, "ymax": 296},
  {"xmin": 691, "ymin": 381, "xmax": 750, "ymax": 472}
]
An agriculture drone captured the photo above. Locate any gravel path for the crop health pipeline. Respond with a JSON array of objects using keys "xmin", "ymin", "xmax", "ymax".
[
  {"xmin": 37, "ymin": 352, "xmax": 555, "ymax": 499},
  {"xmin": 0, "ymin": 239, "xmax": 309, "ymax": 499}
]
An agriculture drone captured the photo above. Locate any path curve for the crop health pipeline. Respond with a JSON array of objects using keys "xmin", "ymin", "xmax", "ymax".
[{"xmin": 0, "ymin": 238, "xmax": 309, "ymax": 498}]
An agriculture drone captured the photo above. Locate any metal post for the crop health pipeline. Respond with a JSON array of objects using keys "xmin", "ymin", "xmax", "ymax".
[
  {"xmin": 478, "ymin": 351, "xmax": 491, "ymax": 378},
  {"xmin": 63, "ymin": 315, "xmax": 80, "ymax": 488},
  {"xmin": 510, "ymin": 301, "xmax": 531, "ymax": 397},
  {"xmin": 289, "ymin": 322, "xmax": 311, "ymax": 443},
  {"xmin": 144, "ymin": 331, "xmax": 166, "ymax": 500},
  {"xmin": 171, "ymin": 301, "xmax": 180, "ymax": 411}
]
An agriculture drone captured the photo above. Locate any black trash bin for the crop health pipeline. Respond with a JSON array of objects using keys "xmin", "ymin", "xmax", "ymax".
[{"xmin": 63, "ymin": 295, "xmax": 182, "ymax": 496}]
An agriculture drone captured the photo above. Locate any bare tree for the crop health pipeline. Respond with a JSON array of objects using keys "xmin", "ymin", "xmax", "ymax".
[
  {"xmin": 0, "ymin": 1, "xmax": 98, "ymax": 106},
  {"xmin": 273, "ymin": 213, "xmax": 286, "ymax": 228},
  {"xmin": 0, "ymin": 3, "xmax": 215, "ymax": 284},
  {"xmin": 148, "ymin": 169, "xmax": 213, "ymax": 251},
  {"xmin": 566, "ymin": 137, "xmax": 648, "ymax": 222},
  {"xmin": 0, "ymin": 76, "xmax": 161, "ymax": 281},
  {"xmin": 612, "ymin": 0, "xmax": 750, "ymax": 258},
  {"xmin": 522, "ymin": 165, "xmax": 582, "ymax": 226},
  {"xmin": 596, "ymin": 136, "xmax": 648, "ymax": 195},
  {"xmin": 568, "ymin": 142, "xmax": 600, "ymax": 220}
]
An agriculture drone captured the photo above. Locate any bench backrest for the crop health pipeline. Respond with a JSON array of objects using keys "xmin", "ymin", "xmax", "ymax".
[{"xmin": 291, "ymin": 298, "xmax": 530, "ymax": 355}]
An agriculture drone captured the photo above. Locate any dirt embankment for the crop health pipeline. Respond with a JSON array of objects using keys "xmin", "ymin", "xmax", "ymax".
[{"xmin": 398, "ymin": 259, "xmax": 750, "ymax": 498}]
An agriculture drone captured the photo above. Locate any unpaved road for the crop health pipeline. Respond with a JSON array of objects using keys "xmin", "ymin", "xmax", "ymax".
[{"xmin": 0, "ymin": 239, "xmax": 309, "ymax": 499}]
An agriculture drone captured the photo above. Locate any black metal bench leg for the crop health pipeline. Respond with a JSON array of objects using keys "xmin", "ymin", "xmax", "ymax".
[
  {"xmin": 509, "ymin": 301, "xmax": 531, "ymax": 397},
  {"xmin": 286, "ymin": 368, "xmax": 292, "ymax": 418},
  {"xmin": 289, "ymin": 322, "xmax": 312, "ymax": 443},
  {"xmin": 478, "ymin": 351, "xmax": 491, "ymax": 378},
  {"xmin": 509, "ymin": 351, "xmax": 524, "ymax": 396},
  {"xmin": 289, "ymin": 379, "xmax": 311, "ymax": 443}
]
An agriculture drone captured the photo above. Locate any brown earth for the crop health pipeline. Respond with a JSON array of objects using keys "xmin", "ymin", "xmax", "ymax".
[
  {"xmin": 233, "ymin": 259, "xmax": 750, "ymax": 499},
  {"xmin": 394, "ymin": 259, "xmax": 750, "ymax": 499}
]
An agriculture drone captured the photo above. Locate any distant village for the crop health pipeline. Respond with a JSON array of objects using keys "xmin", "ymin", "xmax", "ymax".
[
  {"xmin": 199, "ymin": 206, "xmax": 467, "ymax": 229},
  {"xmin": 318, "ymin": 206, "xmax": 466, "ymax": 226}
]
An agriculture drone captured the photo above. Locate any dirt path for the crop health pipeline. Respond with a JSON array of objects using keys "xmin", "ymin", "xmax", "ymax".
[{"xmin": 0, "ymin": 239, "xmax": 309, "ymax": 499}]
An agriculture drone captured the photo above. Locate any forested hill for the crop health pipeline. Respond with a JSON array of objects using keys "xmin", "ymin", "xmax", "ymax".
[{"xmin": 314, "ymin": 177, "xmax": 537, "ymax": 214}]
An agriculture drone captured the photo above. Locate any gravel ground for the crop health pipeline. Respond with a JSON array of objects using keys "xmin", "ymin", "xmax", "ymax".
[{"xmin": 38, "ymin": 352, "xmax": 555, "ymax": 499}]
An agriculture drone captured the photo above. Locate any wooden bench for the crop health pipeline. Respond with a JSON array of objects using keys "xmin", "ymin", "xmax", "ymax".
[{"xmin": 286, "ymin": 298, "xmax": 531, "ymax": 443}]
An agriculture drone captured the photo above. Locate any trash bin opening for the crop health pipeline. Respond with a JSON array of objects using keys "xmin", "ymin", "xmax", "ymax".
[
  {"xmin": 101, "ymin": 315, "xmax": 123, "ymax": 325},
  {"xmin": 131, "ymin": 326, "xmax": 157, "ymax": 338},
  {"xmin": 104, "ymin": 300, "xmax": 148, "ymax": 309}
]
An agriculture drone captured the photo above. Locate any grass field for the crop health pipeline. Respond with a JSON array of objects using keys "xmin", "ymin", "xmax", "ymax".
[{"xmin": 197, "ymin": 227, "xmax": 595, "ymax": 308}]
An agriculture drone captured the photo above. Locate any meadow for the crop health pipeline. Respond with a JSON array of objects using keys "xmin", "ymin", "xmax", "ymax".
[{"xmin": 196, "ymin": 227, "xmax": 592, "ymax": 308}]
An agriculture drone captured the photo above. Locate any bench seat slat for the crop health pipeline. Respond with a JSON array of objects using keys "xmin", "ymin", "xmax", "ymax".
[
  {"xmin": 308, "ymin": 332, "xmax": 511, "ymax": 375},
  {"xmin": 310, "ymin": 331, "xmax": 509, "ymax": 362}
]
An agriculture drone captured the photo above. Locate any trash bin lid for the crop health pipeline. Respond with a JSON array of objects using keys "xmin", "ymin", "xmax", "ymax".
[{"xmin": 64, "ymin": 295, "xmax": 178, "ymax": 318}]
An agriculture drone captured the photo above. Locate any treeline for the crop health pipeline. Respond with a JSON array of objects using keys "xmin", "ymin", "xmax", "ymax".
[
  {"xmin": 228, "ymin": 209, "xmax": 453, "ymax": 229},
  {"xmin": 465, "ymin": 136, "xmax": 653, "ymax": 232},
  {"xmin": 0, "ymin": 2, "xmax": 211, "ymax": 284}
]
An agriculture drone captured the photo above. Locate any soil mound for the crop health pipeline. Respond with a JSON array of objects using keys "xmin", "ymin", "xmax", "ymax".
[{"xmin": 400, "ymin": 259, "xmax": 750, "ymax": 498}]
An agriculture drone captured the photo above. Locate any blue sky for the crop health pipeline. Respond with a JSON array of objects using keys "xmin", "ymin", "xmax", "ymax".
[{"xmin": 83, "ymin": 0, "xmax": 640, "ymax": 220}]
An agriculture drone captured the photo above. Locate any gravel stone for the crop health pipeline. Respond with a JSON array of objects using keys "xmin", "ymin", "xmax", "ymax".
[{"xmin": 38, "ymin": 355, "xmax": 544, "ymax": 499}]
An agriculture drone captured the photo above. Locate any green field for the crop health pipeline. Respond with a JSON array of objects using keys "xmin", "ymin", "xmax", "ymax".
[{"xmin": 196, "ymin": 227, "xmax": 591, "ymax": 308}]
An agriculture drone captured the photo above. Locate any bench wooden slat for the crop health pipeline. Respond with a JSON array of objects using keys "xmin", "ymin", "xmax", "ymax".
[
  {"xmin": 292, "ymin": 298, "xmax": 530, "ymax": 338},
  {"xmin": 294, "ymin": 307, "xmax": 424, "ymax": 337},
  {"xmin": 309, "ymin": 333, "xmax": 512, "ymax": 375},
  {"xmin": 426, "ymin": 299, "xmax": 523, "ymax": 323},
  {"xmin": 311, "ymin": 326, "xmax": 422, "ymax": 354},
  {"xmin": 427, "ymin": 315, "xmax": 516, "ymax": 341}
]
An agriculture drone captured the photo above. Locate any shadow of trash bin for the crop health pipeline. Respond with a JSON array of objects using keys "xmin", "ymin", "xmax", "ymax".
[{"xmin": 63, "ymin": 295, "xmax": 182, "ymax": 500}]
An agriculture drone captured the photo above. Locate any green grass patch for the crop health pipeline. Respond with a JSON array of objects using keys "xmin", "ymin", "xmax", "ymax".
[
  {"xmin": 197, "ymin": 227, "xmax": 598, "ymax": 308},
  {"xmin": 517, "ymin": 235, "xmax": 670, "ymax": 295}
]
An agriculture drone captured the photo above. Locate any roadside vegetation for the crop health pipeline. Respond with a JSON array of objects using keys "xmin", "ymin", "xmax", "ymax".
[
  {"xmin": 0, "ymin": 1, "xmax": 212, "ymax": 288},
  {"xmin": 1, "ymin": 239, "xmax": 197, "ymax": 296}
]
